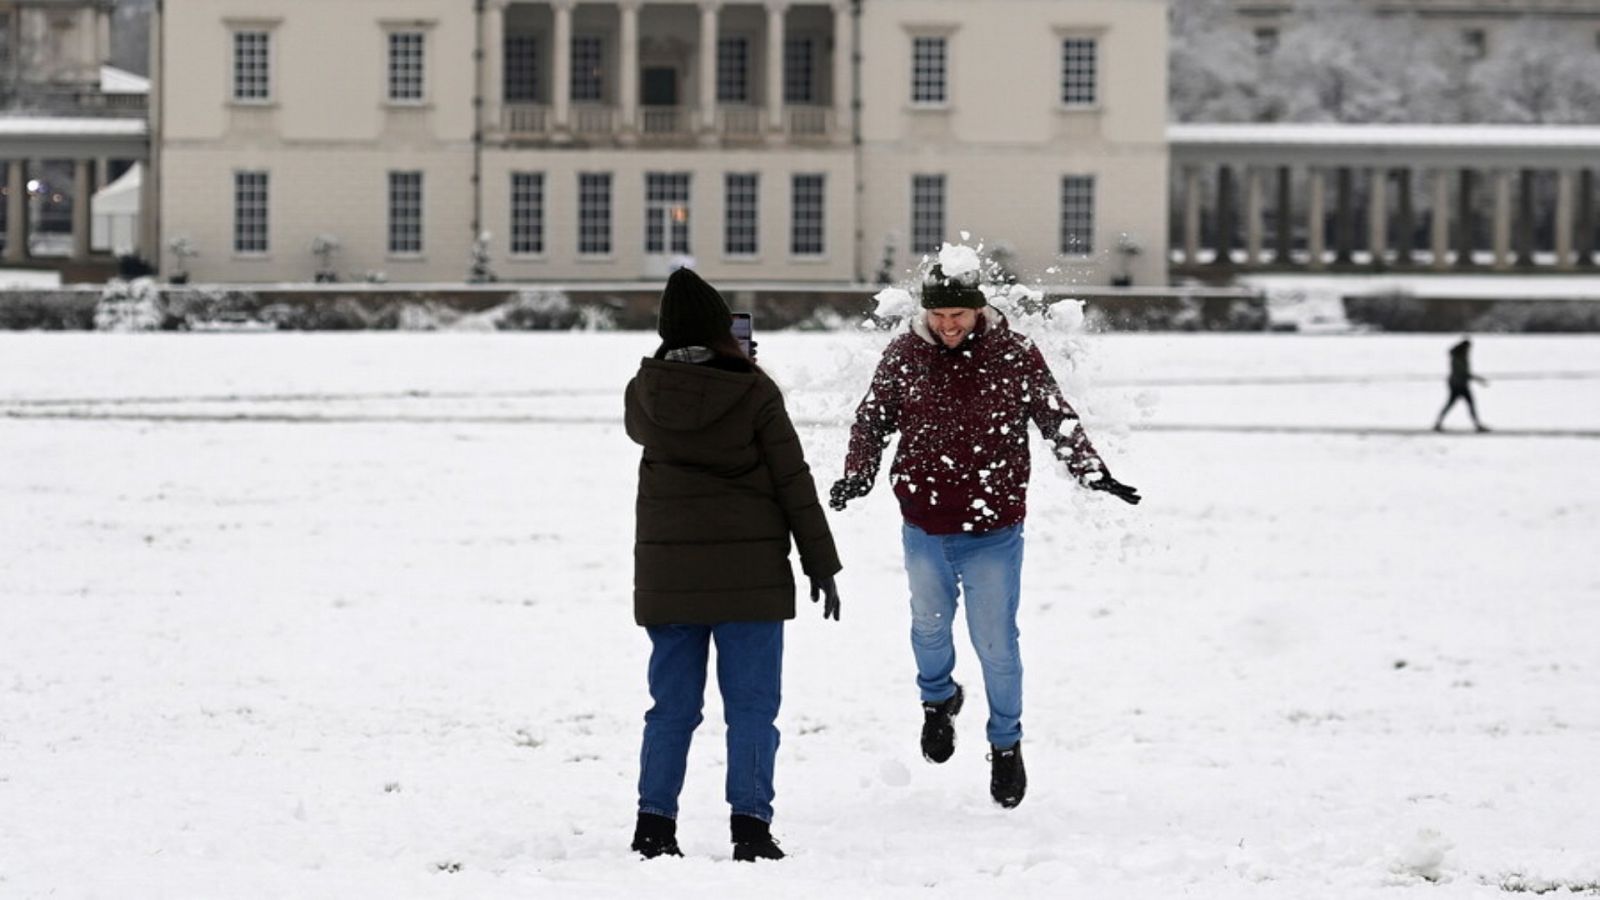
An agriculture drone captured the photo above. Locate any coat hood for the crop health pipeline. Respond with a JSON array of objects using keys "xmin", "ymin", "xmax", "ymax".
[
  {"xmin": 630, "ymin": 357, "xmax": 758, "ymax": 431},
  {"xmin": 909, "ymin": 305, "xmax": 1007, "ymax": 346}
]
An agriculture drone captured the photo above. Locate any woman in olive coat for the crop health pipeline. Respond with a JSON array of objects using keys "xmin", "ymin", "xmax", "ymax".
[{"xmin": 624, "ymin": 267, "xmax": 842, "ymax": 862}]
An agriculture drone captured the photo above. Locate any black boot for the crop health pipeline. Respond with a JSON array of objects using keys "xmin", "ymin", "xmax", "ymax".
[
  {"xmin": 920, "ymin": 683, "xmax": 964, "ymax": 763},
  {"xmin": 631, "ymin": 812, "xmax": 682, "ymax": 859},
  {"xmin": 989, "ymin": 741, "xmax": 1027, "ymax": 809},
  {"xmin": 730, "ymin": 814, "xmax": 784, "ymax": 862}
]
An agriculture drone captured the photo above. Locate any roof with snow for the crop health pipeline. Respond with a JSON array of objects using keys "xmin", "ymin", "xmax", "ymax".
[
  {"xmin": 100, "ymin": 65, "xmax": 151, "ymax": 95},
  {"xmin": 0, "ymin": 116, "xmax": 147, "ymax": 158},
  {"xmin": 1169, "ymin": 123, "xmax": 1600, "ymax": 167}
]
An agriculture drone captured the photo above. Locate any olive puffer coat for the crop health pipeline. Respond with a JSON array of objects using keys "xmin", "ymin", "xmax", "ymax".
[{"xmin": 625, "ymin": 357, "xmax": 841, "ymax": 626}]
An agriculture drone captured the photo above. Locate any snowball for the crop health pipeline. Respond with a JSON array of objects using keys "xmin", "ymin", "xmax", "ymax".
[
  {"xmin": 938, "ymin": 242, "xmax": 983, "ymax": 279},
  {"xmin": 873, "ymin": 286, "xmax": 917, "ymax": 319},
  {"xmin": 878, "ymin": 758, "xmax": 911, "ymax": 787}
]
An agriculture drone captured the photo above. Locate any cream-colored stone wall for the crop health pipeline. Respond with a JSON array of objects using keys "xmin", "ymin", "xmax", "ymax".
[{"xmin": 159, "ymin": 0, "xmax": 1171, "ymax": 285}]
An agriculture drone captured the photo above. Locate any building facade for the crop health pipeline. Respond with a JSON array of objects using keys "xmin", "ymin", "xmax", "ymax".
[{"xmin": 157, "ymin": 0, "xmax": 1169, "ymax": 286}]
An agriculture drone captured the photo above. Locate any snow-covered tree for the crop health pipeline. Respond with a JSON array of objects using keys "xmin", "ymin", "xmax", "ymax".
[{"xmin": 1169, "ymin": 0, "xmax": 1262, "ymax": 122}]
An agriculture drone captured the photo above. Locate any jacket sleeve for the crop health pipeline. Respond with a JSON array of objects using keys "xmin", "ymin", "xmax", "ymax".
[
  {"xmin": 841, "ymin": 342, "xmax": 906, "ymax": 485},
  {"xmin": 1022, "ymin": 342, "xmax": 1105, "ymax": 480},
  {"xmin": 755, "ymin": 381, "xmax": 843, "ymax": 579}
]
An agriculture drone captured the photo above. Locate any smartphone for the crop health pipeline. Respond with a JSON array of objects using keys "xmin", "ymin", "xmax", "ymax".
[{"xmin": 731, "ymin": 312, "xmax": 754, "ymax": 358}]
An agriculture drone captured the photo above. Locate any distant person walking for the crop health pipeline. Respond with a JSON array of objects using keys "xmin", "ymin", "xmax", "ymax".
[
  {"xmin": 624, "ymin": 267, "xmax": 842, "ymax": 863},
  {"xmin": 1432, "ymin": 337, "xmax": 1490, "ymax": 432}
]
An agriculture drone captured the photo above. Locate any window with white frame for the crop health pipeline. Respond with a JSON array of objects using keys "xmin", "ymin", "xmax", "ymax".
[
  {"xmin": 1060, "ymin": 175, "xmax": 1095, "ymax": 255},
  {"xmin": 572, "ymin": 35, "xmax": 604, "ymax": 102},
  {"xmin": 791, "ymin": 174, "xmax": 825, "ymax": 256},
  {"xmin": 232, "ymin": 30, "xmax": 272, "ymax": 102},
  {"xmin": 510, "ymin": 172, "xmax": 545, "ymax": 256},
  {"xmin": 911, "ymin": 36, "xmax": 947, "ymax": 105},
  {"xmin": 784, "ymin": 37, "xmax": 816, "ymax": 104},
  {"xmin": 505, "ymin": 34, "xmax": 539, "ymax": 102},
  {"xmin": 578, "ymin": 172, "xmax": 612, "ymax": 256},
  {"xmin": 388, "ymin": 171, "xmax": 424, "ymax": 254},
  {"xmin": 645, "ymin": 173, "xmax": 691, "ymax": 255},
  {"xmin": 388, "ymin": 31, "xmax": 426, "ymax": 102},
  {"xmin": 725, "ymin": 173, "xmax": 759, "ymax": 256},
  {"xmin": 911, "ymin": 175, "xmax": 945, "ymax": 255},
  {"xmin": 1060, "ymin": 37, "xmax": 1097, "ymax": 107},
  {"xmin": 717, "ymin": 36, "xmax": 750, "ymax": 103},
  {"xmin": 233, "ymin": 171, "xmax": 269, "ymax": 254}
]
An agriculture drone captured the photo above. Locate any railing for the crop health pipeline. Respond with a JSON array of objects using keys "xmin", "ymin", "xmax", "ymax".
[
  {"xmin": 503, "ymin": 103, "xmax": 549, "ymax": 135},
  {"xmin": 0, "ymin": 85, "xmax": 146, "ymax": 116},
  {"xmin": 571, "ymin": 103, "xmax": 616, "ymax": 136},
  {"xmin": 640, "ymin": 106, "xmax": 689, "ymax": 137},
  {"xmin": 787, "ymin": 105, "xmax": 834, "ymax": 139},
  {"xmin": 717, "ymin": 105, "xmax": 763, "ymax": 138}
]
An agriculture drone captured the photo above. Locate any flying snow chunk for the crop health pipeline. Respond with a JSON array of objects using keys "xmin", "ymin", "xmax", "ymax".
[
  {"xmin": 873, "ymin": 286, "xmax": 917, "ymax": 319},
  {"xmin": 938, "ymin": 242, "xmax": 982, "ymax": 279}
]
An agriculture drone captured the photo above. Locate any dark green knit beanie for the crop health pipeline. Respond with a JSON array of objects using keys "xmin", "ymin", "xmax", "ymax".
[
  {"xmin": 920, "ymin": 264, "xmax": 986, "ymax": 309},
  {"xmin": 657, "ymin": 267, "xmax": 733, "ymax": 347}
]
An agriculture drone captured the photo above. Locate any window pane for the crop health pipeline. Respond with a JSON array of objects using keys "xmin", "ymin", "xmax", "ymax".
[
  {"xmin": 511, "ymin": 172, "xmax": 544, "ymax": 255},
  {"xmin": 233, "ymin": 31, "xmax": 271, "ymax": 101},
  {"xmin": 911, "ymin": 36, "xmax": 946, "ymax": 104},
  {"xmin": 572, "ymin": 36, "xmax": 604, "ymax": 102},
  {"xmin": 1060, "ymin": 175, "xmax": 1095, "ymax": 255},
  {"xmin": 645, "ymin": 173, "xmax": 691, "ymax": 255},
  {"xmin": 718, "ymin": 37, "xmax": 749, "ymax": 103},
  {"xmin": 388, "ymin": 171, "xmax": 424, "ymax": 254},
  {"xmin": 1060, "ymin": 38, "xmax": 1097, "ymax": 106},
  {"xmin": 579, "ymin": 172, "xmax": 612, "ymax": 255},
  {"xmin": 505, "ymin": 35, "xmax": 539, "ymax": 102},
  {"xmin": 911, "ymin": 174, "xmax": 945, "ymax": 255},
  {"xmin": 388, "ymin": 32, "xmax": 426, "ymax": 102},
  {"xmin": 233, "ymin": 171, "xmax": 269, "ymax": 253},
  {"xmin": 784, "ymin": 37, "xmax": 815, "ymax": 104},
  {"xmin": 791, "ymin": 173, "xmax": 825, "ymax": 256},
  {"xmin": 725, "ymin": 173, "xmax": 759, "ymax": 256}
]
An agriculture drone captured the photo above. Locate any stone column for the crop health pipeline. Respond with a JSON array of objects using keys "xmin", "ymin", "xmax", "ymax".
[
  {"xmin": 96, "ymin": 5, "xmax": 112, "ymax": 65},
  {"xmin": 1492, "ymin": 168, "xmax": 1512, "ymax": 270},
  {"xmin": 1307, "ymin": 167, "xmax": 1326, "ymax": 270},
  {"xmin": 71, "ymin": 158, "xmax": 92, "ymax": 260},
  {"xmin": 698, "ymin": 1, "xmax": 720, "ymax": 133},
  {"xmin": 1515, "ymin": 168, "xmax": 1536, "ymax": 268},
  {"xmin": 1395, "ymin": 168, "xmax": 1415, "ymax": 265},
  {"xmin": 1275, "ymin": 166, "xmax": 1292, "ymax": 264},
  {"xmin": 1578, "ymin": 169, "xmax": 1596, "ymax": 268},
  {"xmin": 1555, "ymin": 168, "xmax": 1575, "ymax": 271},
  {"xmin": 1212, "ymin": 165, "xmax": 1235, "ymax": 267},
  {"xmin": 1334, "ymin": 167, "xmax": 1354, "ymax": 265},
  {"xmin": 832, "ymin": 0, "xmax": 852, "ymax": 144},
  {"xmin": 483, "ymin": 0, "xmax": 507, "ymax": 137},
  {"xmin": 766, "ymin": 1, "xmax": 788, "ymax": 133},
  {"xmin": 1456, "ymin": 169, "xmax": 1475, "ymax": 269},
  {"xmin": 1244, "ymin": 166, "xmax": 1263, "ymax": 265},
  {"xmin": 619, "ymin": 0, "xmax": 640, "ymax": 137},
  {"xmin": 552, "ymin": 0, "xmax": 574, "ymax": 131},
  {"xmin": 4, "ymin": 159, "xmax": 26, "ymax": 263},
  {"xmin": 1183, "ymin": 167, "xmax": 1201, "ymax": 265},
  {"xmin": 1367, "ymin": 167, "xmax": 1388, "ymax": 268},
  {"xmin": 1431, "ymin": 169, "xmax": 1450, "ymax": 271}
]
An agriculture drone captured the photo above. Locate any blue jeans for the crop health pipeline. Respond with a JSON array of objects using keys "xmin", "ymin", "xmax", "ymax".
[
  {"xmin": 638, "ymin": 621, "xmax": 784, "ymax": 823},
  {"xmin": 902, "ymin": 522, "xmax": 1025, "ymax": 748}
]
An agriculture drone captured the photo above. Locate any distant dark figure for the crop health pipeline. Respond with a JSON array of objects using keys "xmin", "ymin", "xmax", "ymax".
[{"xmin": 1433, "ymin": 338, "xmax": 1489, "ymax": 432}]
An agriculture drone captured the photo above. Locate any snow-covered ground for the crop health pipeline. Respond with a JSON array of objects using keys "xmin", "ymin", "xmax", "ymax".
[{"xmin": 2, "ymin": 331, "xmax": 1598, "ymax": 899}]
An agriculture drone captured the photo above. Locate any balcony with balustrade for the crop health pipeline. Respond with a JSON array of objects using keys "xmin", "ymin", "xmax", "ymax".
[{"xmin": 483, "ymin": 0, "xmax": 852, "ymax": 149}]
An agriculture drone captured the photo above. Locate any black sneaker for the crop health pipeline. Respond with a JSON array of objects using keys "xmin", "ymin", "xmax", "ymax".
[
  {"xmin": 731, "ymin": 814, "xmax": 785, "ymax": 862},
  {"xmin": 988, "ymin": 741, "xmax": 1027, "ymax": 809},
  {"xmin": 631, "ymin": 812, "xmax": 683, "ymax": 859},
  {"xmin": 920, "ymin": 683, "xmax": 964, "ymax": 763}
]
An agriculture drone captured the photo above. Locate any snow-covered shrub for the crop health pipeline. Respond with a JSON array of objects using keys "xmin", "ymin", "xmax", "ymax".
[
  {"xmin": 0, "ymin": 292, "xmax": 98, "ymax": 330},
  {"xmin": 93, "ymin": 278, "xmax": 166, "ymax": 331}
]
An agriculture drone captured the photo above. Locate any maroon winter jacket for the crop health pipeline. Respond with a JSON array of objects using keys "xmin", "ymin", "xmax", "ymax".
[{"xmin": 842, "ymin": 309, "xmax": 1104, "ymax": 535}]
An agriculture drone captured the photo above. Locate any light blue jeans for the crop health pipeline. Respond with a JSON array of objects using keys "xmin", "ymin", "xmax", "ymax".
[{"xmin": 902, "ymin": 522, "xmax": 1025, "ymax": 748}]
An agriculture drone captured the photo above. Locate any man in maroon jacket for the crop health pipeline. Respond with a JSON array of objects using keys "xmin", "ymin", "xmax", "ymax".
[{"xmin": 829, "ymin": 263, "xmax": 1139, "ymax": 809}]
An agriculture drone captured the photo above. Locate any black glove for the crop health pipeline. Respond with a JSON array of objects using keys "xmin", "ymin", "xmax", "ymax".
[
  {"xmin": 829, "ymin": 475, "xmax": 871, "ymax": 511},
  {"xmin": 809, "ymin": 575, "xmax": 841, "ymax": 621},
  {"xmin": 1084, "ymin": 471, "xmax": 1142, "ymax": 505}
]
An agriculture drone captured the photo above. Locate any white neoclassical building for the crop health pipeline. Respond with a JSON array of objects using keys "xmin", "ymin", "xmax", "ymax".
[{"xmin": 155, "ymin": 0, "xmax": 1169, "ymax": 286}]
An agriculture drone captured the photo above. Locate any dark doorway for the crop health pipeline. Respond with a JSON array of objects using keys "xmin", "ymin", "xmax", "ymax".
[{"xmin": 641, "ymin": 67, "xmax": 678, "ymax": 106}]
